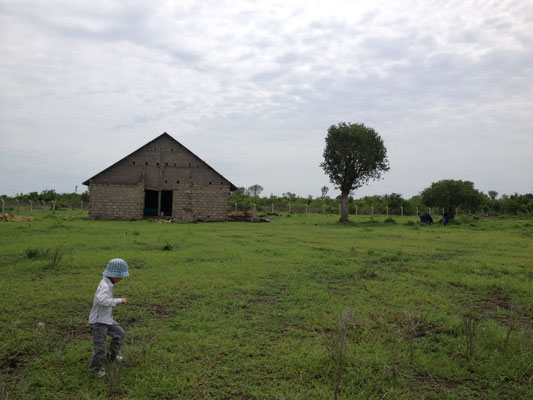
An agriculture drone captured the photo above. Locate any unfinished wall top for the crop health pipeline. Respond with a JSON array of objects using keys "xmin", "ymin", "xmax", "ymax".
[{"xmin": 82, "ymin": 132, "xmax": 238, "ymax": 191}]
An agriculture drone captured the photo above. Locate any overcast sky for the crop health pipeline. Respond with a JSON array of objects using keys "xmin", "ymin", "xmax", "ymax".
[{"xmin": 1, "ymin": 0, "xmax": 532, "ymax": 199}]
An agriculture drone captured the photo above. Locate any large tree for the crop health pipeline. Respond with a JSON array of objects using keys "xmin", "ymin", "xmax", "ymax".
[
  {"xmin": 320, "ymin": 122, "xmax": 389, "ymax": 222},
  {"xmin": 420, "ymin": 179, "xmax": 484, "ymax": 219}
]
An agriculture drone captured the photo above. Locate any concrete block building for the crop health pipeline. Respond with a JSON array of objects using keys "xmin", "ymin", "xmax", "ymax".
[{"xmin": 82, "ymin": 133, "xmax": 237, "ymax": 221}]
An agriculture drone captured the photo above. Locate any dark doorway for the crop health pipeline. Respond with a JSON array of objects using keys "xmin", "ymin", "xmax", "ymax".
[
  {"xmin": 161, "ymin": 190, "xmax": 173, "ymax": 217},
  {"xmin": 144, "ymin": 190, "xmax": 158, "ymax": 216}
]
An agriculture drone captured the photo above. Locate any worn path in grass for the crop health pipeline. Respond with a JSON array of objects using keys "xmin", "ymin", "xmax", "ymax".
[{"xmin": 1, "ymin": 211, "xmax": 532, "ymax": 399}]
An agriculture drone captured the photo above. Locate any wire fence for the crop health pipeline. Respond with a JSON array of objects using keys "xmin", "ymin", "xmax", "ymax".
[
  {"xmin": 1, "ymin": 198, "xmax": 515, "ymax": 218},
  {"xmin": 230, "ymin": 202, "xmax": 481, "ymax": 217},
  {"xmin": 1, "ymin": 199, "xmax": 86, "ymax": 215}
]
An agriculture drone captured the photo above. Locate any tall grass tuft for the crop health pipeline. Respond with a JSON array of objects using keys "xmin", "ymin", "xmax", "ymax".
[
  {"xmin": 103, "ymin": 360, "xmax": 122, "ymax": 396},
  {"xmin": 44, "ymin": 248, "xmax": 64, "ymax": 270},
  {"xmin": 461, "ymin": 313, "xmax": 479, "ymax": 359},
  {"xmin": 503, "ymin": 305, "xmax": 522, "ymax": 357},
  {"xmin": 324, "ymin": 308, "xmax": 357, "ymax": 400},
  {"xmin": 404, "ymin": 309, "xmax": 420, "ymax": 362}
]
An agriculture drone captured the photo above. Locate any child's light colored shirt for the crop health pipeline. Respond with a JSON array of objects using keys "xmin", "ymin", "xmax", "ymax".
[{"xmin": 88, "ymin": 276, "xmax": 123, "ymax": 325}]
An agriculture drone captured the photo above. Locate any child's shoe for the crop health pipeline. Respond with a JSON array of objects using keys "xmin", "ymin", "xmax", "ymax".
[{"xmin": 96, "ymin": 370, "xmax": 105, "ymax": 378}]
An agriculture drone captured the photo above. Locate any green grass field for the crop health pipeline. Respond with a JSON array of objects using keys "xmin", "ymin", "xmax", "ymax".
[{"xmin": 1, "ymin": 211, "xmax": 532, "ymax": 399}]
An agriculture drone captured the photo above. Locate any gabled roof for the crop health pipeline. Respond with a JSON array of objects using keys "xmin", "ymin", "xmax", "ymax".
[{"xmin": 82, "ymin": 132, "xmax": 237, "ymax": 191}]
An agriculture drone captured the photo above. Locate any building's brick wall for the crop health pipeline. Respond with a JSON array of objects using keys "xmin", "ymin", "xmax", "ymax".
[
  {"xmin": 87, "ymin": 134, "xmax": 234, "ymax": 221},
  {"xmin": 88, "ymin": 184, "xmax": 144, "ymax": 220},
  {"xmin": 172, "ymin": 187, "xmax": 230, "ymax": 222}
]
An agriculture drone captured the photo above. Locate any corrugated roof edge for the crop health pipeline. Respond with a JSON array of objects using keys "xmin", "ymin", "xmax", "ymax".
[{"xmin": 82, "ymin": 132, "xmax": 238, "ymax": 191}]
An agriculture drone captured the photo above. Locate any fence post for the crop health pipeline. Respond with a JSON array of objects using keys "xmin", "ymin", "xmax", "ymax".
[
  {"xmin": 355, "ymin": 205, "xmax": 358, "ymax": 215},
  {"xmin": 81, "ymin": 200, "xmax": 84, "ymax": 210},
  {"xmin": 271, "ymin": 203, "xmax": 274, "ymax": 213},
  {"xmin": 52, "ymin": 200, "xmax": 56, "ymax": 212},
  {"xmin": 428, "ymin": 207, "xmax": 431, "ymax": 215},
  {"xmin": 386, "ymin": 206, "xmax": 388, "ymax": 216},
  {"xmin": 416, "ymin": 207, "xmax": 419, "ymax": 216},
  {"xmin": 288, "ymin": 204, "xmax": 291, "ymax": 214},
  {"xmin": 234, "ymin": 203, "xmax": 237, "ymax": 212},
  {"xmin": 305, "ymin": 204, "xmax": 308, "ymax": 214},
  {"xmin": 322, "ymin": 204, "xmax": 325, "ymax": 214},
  {"xmin": 1, "ymin": 198, "xmax": 4, "ymax": 214},
  {"xmin": 401, "ymin": 206, "xmax": 403, "ymax": 216},
  {"xmin": 29, "ymin": 200, "xmax": 33, "ymax": 214},
  {"xmin": 16, "ymin": 199, "xmax": 20, "ymax": 215},
  {"xmin": 371, "ymin": 206, "xmax": 374, "ymax": 216},
  {"xmin": 253, "ymin": 203, "xmax": 256, "ymax": 213}
]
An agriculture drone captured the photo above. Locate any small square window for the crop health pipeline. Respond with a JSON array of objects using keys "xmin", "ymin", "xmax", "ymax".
[
  {"xmin": 220, "ymin": 182, "xmax": 223, "ymax": 185},
  {"xmin": 171, "ymin": 148, "xmax": 173, "ymax": 151},
  {"xmin": 145, "ymin": 162, "xmax": 148, "ymax": 165},
  {"xmin": 157, "ymin": 162, "xmax": 159, "ymax": 166},
  {"xmin": 164, "ymin": 180, "xmax": 167, "ymax": 183},
  {"xmin": 174, "ymin": 163, "xmax": 176, "ymax": 166},
  {"xmin": 176, "ymin": 180, "xmax": 180, "ymax": 184},
  {"xmin": 132, "ymin": 161, "xmax": 135, "ymax": 164},
  {"xmin": 189, "ymin": 163, "xmax": 191, "ymax": 167},
  {"xmin": 165, "ymin": 162, "xmax": 168, "ymax": 166},
  {"xmin": 209, "ymin": 182, "xmax": 212, "ymax": 185}
]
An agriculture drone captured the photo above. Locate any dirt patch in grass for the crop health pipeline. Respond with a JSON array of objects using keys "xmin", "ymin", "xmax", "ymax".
[
  {"xmin": 50, "ymin": 322, "xmax": 91, "ymax": 341},
  {"xmin": 143, "ymin": 303, "xmax": 176, "ymax": 317},
  {"xmin": 401, "ymin": 372, "xmax": 460, "ymax": 392},
  {"xmin": 480, "ymin": 287, "xmax": 512, "ymax": 313},
  {"xmin": 254, "ymin": 291, "xmax": 278, "ymax": 307},
  {"xmin": 448, "ymin": 281, "xmax": 470, "ymax": 290},
  {"xmin": 391, "ymin": 313, "xmax": 443, "ymax": 337}
]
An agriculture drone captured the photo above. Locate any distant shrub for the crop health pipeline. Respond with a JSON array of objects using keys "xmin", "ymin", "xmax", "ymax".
[
  {"xmin": 405, "ymin": 220, "xmax": 416, "ymax": 226},
  {"xmin": 25, "ymin": 248, "xmax": 40, "ymax": 259},
  {"xmin": 132, "ymin": 231, "xmax": 140, "ymax": 236},
  {"xmin": 384, "ymin": 217, "xmax": 396, "ymax": 224},
  {"xmin": 161, "ymin": 243, "xmax": 173, "ymax": 251}
]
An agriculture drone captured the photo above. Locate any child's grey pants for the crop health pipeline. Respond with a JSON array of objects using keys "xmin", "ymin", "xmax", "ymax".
[{"xmin": 88, "ymin": 323, "xmax": 125, "ymax": 372}]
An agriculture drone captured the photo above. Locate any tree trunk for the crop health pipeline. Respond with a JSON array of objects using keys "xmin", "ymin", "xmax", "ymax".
[
  {"xmin": 445, "ymin": 207, "xmax": 455, "ymax": 219},
  {"xmin": 340, "ymin": 193, "xmax": 349, "ymax": 222}
]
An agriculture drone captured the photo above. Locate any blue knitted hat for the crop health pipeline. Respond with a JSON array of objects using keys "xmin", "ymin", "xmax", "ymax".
[{"xmin": 103, "ymin": 258, "xmax": 130, "ymax": 278}]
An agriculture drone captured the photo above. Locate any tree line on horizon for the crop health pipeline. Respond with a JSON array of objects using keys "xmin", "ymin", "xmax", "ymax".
[{"xmin": 230, "ymin": 184, "xmax": 532, "ymax": 216}]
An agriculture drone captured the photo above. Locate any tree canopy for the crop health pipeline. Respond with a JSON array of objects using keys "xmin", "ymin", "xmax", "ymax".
[
  {"xmin": 420, "ymin": 180, "xmax": 485, "ymax": 218},
  {"xmin": 320, "ymin": 122, "xmax": 389, "ymax": 221}
]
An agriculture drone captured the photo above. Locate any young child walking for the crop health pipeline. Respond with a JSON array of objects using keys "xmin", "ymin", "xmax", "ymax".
[{"xmin": 88, "ymin": 258, "xmax": 129, "ymax": 377}]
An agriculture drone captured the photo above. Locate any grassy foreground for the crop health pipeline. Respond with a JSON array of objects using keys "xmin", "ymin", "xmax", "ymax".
[{"xmin": 0, "ymin": 211, "xmax": 532, "ymax": 399}]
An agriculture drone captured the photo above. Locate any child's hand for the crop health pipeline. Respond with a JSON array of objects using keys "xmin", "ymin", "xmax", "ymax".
[{"xmin": 121, "ymin": 298, "xmax": 127, "ymax": 304}]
